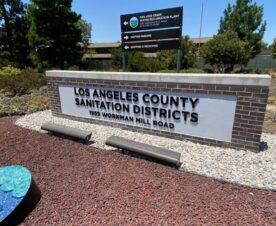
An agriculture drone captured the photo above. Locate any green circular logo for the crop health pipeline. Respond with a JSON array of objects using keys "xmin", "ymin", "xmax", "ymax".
[{"xmin": 130, "ymin": 17, "xmax": 139, "ymax": 29}]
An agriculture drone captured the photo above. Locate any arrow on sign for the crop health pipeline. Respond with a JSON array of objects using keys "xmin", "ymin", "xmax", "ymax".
[
  {"xmin": 124, "ymin": 46, "xmax": 129, "ymax": 50},
  {"xmin": 123, "ymin": 21, "xmax": 128, "ymax": 26},
  {"xmin": 124, "ymin": 35, "xmax": 129, "ymax": 40}
]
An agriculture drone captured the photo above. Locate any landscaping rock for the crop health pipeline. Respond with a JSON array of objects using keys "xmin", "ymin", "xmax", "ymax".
[
  {"xmin": 1, "ymin": 117, "xmax": 275, "ymax": 225},
  {"xmin": 15, "ymin": 110, "xmax": 276, "ymax": 190}
]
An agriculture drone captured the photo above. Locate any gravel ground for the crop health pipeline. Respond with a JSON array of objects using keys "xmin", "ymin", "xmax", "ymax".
[
  {"xmin": 15, "ymin": 110, "xmax": 276, "ymax": 191},
  {"xmin": 0, "ymin": 117, "xmax": 275, "ymax": 225}
]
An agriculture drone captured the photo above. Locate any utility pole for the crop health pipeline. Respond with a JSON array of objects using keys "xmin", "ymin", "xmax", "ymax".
[{"xmin": 199, "ymin": 2, "xmax": 204, "ymax": 49}]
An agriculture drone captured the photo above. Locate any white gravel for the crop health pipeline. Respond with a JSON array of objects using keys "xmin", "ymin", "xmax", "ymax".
[{"xmin": 15, "ymin": 110, "xmax": 276, "ymax": 191}]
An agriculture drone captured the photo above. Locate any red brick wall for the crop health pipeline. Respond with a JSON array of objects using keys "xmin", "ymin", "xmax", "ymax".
[{"xmin": 47, "ymin": 77, "xmax": 269, "ymax": 152}]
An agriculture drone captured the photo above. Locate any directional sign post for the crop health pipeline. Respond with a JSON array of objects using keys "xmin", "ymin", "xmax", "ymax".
[{"xmin": 121, "ymin": 7, "xmax": 183, "ymax": 72}]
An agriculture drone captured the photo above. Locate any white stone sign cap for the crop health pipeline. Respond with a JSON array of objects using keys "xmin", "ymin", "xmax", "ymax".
[{"xmin": 46, "ymin": 70, "xmax": 271, "ymax": 87}]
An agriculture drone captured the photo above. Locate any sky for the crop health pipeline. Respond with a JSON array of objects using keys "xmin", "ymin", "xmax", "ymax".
[{"xmin": 22, "ymin": 0, "xmax": 275, "ymax": 44}]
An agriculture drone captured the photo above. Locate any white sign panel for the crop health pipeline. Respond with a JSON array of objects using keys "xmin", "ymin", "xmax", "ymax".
[{"xmin": 59, "ymin": 85, "xmax": 237, "ymax": 142}]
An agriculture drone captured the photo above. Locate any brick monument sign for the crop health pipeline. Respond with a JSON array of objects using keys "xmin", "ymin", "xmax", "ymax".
[{"xmin": 46, "ymin": 71, "xmax": 271, "ymax": 152}]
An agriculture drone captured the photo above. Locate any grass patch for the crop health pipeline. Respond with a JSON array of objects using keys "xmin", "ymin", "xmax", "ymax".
[{"xmin": 0, "ymin": 95, "xmax": 49, "ymax": 117}]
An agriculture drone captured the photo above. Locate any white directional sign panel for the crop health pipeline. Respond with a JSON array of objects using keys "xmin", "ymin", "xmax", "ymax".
[
  {"xmin": 59, "ymin": 85, "xmax": 237, "ymax": 142},
  {"xmin": 122, "ymin": 40, "xmax": 181, "ymax": 52},
  {"xmin": 121, "ymin": 28, "xmax": 181, "ymax": 42}
]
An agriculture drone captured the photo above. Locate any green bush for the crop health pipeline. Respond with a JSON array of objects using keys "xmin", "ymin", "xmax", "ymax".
[
  {"xmin": 158, "ymin": 69, "xmax": 177, "ymax": 73},
  {"xmin": 146, "ymin": 58, "xmax": 163, "ymax": 72},
  {"xmin": 157, "ymin": 36, "xmax": 197, "ymax": 71},
  {"xmin": 68, "ymin": 65, "xmax": 80, "ymax": 71},
  {"xmin": 127, "ymin": 52, "xmax": 148, "ymax": 72},
  {"xmin": 158, "ymin": 68, "xmax": 205, "ymax": 73},
  {"xmin": 201, "ymin": 31, "xmax": 250, "ymax": 73},
  {"xmin": 272, "ymin": 39, "xmax": 276, "ymax": 59},
  {"xmin": 180, "ymin": 68, "xmax": 205, "ymax": 73},
  {"xmin": 0, "ymin": 95, "xmax": 49, "ymax": 117},
  {"xmin": 111, "ymin": 48, "xmax": 123, "ymax": 69},
  {"xmin": 0, "ymin": 66, "xmax": 47, "ymax": 96}
]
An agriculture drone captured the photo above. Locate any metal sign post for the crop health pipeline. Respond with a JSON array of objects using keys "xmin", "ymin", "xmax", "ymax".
[
  {"xmin": 122, "ymin": 52, "xmax": 126, "ymax": 71},
  {"xmin": 177, "ymin": 48, "xmax": 181, "ymax": 73}
]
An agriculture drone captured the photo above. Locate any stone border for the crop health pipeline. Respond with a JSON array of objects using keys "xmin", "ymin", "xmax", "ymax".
[{"xmin": 46, "ymin": 71, "xmax": 271, "ymax": 152}]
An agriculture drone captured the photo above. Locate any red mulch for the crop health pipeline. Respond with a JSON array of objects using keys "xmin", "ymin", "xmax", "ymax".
[{"xmin": 0, "ymin": 117, "xmax": 275, "ymax": 225}]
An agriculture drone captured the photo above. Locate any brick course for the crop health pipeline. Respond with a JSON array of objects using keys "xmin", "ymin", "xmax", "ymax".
[{"xmin": 47, "ymin": 77, "xmax": 269, "ymax": 152}]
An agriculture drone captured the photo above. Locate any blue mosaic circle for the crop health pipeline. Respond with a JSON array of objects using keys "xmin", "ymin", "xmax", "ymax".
[{"xmin": 0, "ymin": 165, "xmax": 31, "ymax": 222}]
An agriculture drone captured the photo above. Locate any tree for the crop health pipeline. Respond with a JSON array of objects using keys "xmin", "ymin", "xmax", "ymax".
[
  {"xmin": 219, "ymin": 0, "xmax": 266, "ymax": 58},
  {"xmin": 111, "ymin": 47, "xmax": 122, "ymax": 69},
  {"xmin": 180, "ymin": 36, "xmax": 197, "ymax": 69},
  {"xmin": 111, "ymin": 48, "xmax": 162, "ymax": 72},
  {"xmin": 127, "ymin": 52, "xmax": 148, "ymax": 72},
  {"xmin": 260, "ymin": 41, "xmax": 269, "ymax": 50},
  {"xmin": 77, "ymin": 19, "xmax": 92, "ymax": 47},
  {"xmin": 28, "ymin": 0, "xmax": 83, "ymax": 69},
  {"xmin": 271, "ymin": 39, "xmax": 276, "ymax": 59},
  {"xmin": 111, "ymin": 36, "xmax": 196, "ymax": 72},
  {"xmin": 0, "ymin": 0, "xmax": 31, "ymax": 67},
  {"xmin": 201, "ymin": 31, "xmax": 250, "ymax": 73},
  {"xmin": 157, "ymin": 50, "xmax": 176, "ymax": 70},
  {"xmin": 158, "ymin": 36, "xmax": 197, "ymax": 70}
]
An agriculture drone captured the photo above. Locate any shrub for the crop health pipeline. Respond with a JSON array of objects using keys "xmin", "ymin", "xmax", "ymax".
[
  {"xmin": 127, "ymin": 52, "xmax": 148, "ymax": 72},
  {"xmin": 0, "ymin": 65, "xmax": 21, "ymax": 77},
  {"xmin": 0, "ymin": 95, "xmax": 49, "ymax": 117},
  {"xmin": 266, "ymin": 69, "xmax": 276, "ymax": 78},
  {"xmin": 272, "ymin": 39, "xmax": 276, "ymax": 59},
  {"xmin": 158, "ymin": 36, "xmax": 197, "ymax": 70},
  {"xmin": 180, "ymin": 68, "xmax": 205, "ymax": 73},
  {"xmin": 158, "ymin": 69, "xmax": 176, "ymax": 73},
  {"xmin": 111, "ymin": 48, "xmax": 123, "ymax": 69},
  {"xmin": 68, "ymin": 65, "xmax": 80, "ymax": 71},
  {"xmin": 158, "ymin": 68, "xmax": 205, "ymax": 73},
  {"xmin": 0, "ymin": 66, "xmax": 47, "ymax": 96},
  {"xmin": 28, "ymin": 95, "xmax": 49, "ymax": 109},
  {"xmin": 146, "ymin": 58, "xmax": 163, "ymax": 72},
  {"xmin": 157, "ymin": 50, "xmax": 176, "ymax": 70}
]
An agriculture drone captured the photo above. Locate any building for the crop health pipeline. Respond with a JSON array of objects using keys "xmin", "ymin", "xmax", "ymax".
[
  {"xmin": 83, "ymin": 37, "xmax": 212, "ymax": 61},
  {"xmin": 83, "ymin": 38, "xmax": 276, "ymax": 70}
]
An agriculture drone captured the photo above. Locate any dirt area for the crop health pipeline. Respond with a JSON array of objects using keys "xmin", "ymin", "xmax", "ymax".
[
  {"xmin": 264, "ymin": 104, "xmax": 276, "ymax": 134},
  {"xmin": 0, "ymin": 117, "xmax": 275, "ymax": 225},
  {"xmin": 265, "ymin": 77, "xmax": 276, "ymax": 133},
  {"xmin": 269, "ymin": 77, "xmax": 276, "ymax": 100},
  {"xmin": 263, "ymin": 121, "xmax": 276, "ymax": 133}
]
